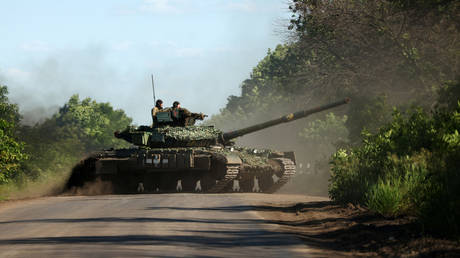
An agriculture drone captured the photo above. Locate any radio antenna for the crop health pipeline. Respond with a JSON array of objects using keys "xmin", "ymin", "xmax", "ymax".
[{"xmin": 151, "ymin": 74, "xmax": 156, "ymax": 103}]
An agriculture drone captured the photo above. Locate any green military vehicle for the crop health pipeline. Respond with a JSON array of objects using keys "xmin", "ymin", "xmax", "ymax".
[{"xmin": 66, "ymin": 98, "xmax": 350, "ymax": 193}]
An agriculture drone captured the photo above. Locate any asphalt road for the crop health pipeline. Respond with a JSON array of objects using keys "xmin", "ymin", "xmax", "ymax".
[{"xmin": 0, "ymin": 194, "xmax": 323, "ymax": 257}]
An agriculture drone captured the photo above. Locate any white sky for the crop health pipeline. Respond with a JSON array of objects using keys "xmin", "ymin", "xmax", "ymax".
[{"xmin": 0, "ymin": 0, "xmax": 290, "ymax": 125}]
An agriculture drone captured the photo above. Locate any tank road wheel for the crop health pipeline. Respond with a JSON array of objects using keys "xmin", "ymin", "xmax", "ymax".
[
  {"xmin": 253, "ymin": 160, "xmax": 279, "ymax": 192},
  {"xmin": 193, "ymin": 174, "xmax": 206, "ymax": 192},
  {"xmin": 200, "ymin": 154, "xmax": 237, "ymax": 193},
  {"xmin": 206, "ymin": 154, "xmax": 240, "ymax": 193},
  {"xmin": 207, "ymin": 164, "xmax": 239, "ymax": 193}
]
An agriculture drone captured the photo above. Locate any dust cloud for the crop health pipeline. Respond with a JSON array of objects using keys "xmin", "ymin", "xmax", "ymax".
[
  {"xmin": 1, "ymin": 168, "xmax": 72, "ymax": 200},
  {"xmin": 211, "ymin": 102, "xmax": 344, "ymax": 196},
  {"xmin": 237, "ymin": 124, "xmax": 335, "ymax": 197},
  {"xmin": 64, "ymin": 178, "xmax": 113, "ymax": 196}
]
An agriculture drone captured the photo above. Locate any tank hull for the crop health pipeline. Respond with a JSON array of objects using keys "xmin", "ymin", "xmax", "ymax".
[{"xmin": 66, "ymin": 147, "xmax": 296, "ymax": 193}]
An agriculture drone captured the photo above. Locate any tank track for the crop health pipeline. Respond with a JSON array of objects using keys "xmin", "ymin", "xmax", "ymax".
[
  {"xmin": 264, "ymin": 157, "xmax": 296, "ymax": 193},
  {"xmin": 207, "ymin": 164, "xmax": 239, "ymax": 193},
  {"xmin": 67, "ymin": 155, "xmax": 294, "ymax": 194}
]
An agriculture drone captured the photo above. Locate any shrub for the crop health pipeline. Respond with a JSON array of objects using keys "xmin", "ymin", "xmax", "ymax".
[
  {"xmin": 329, "ymin": 149, "xmax": 368, "ymax": 204},
  {"xmin": 329, "ymin": 104, "xmax": 460, "ymax": 235}
]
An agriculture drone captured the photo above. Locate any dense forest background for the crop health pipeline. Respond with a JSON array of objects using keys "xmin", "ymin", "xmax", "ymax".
[{"xmin": 0, "ymin": 0, "xmax": 459, "ymax": 234}]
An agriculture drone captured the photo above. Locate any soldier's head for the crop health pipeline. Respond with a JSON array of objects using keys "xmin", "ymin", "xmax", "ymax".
[
  {"xmin": 156, "ymin": 99, "xmax": 163, "ymax": 109},
  {"xmin": 173, "ymin": 101, "xmax": 180, "ymax": 108}
]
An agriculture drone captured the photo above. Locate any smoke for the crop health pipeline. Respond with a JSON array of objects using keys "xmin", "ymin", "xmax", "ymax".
[
  {"xmin": 236, "ymin": 123, "xmax": 334, "ymax": 196},
  {"xmin": 1, "ymin": 46, "xmax": 132, "ymax": 125},
  {"xmin": 20, "ymin": 105, "xmax": 60, "ymax": 125},
  {"xmin": 0, "ymin": 168, "xmax": 72, "ymax": 200},
  {"xmin": 64, "ymin": 178, "xmax": 113, "ymax": 196},
  {"xmin": 207, "ymin": 101, "xmax": 342, "ymax": 196},
  {"xmin": 1, "ymin": 42, "xmax": 272, "ymax": 126}
]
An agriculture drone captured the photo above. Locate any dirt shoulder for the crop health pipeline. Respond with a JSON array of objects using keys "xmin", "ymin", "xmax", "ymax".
[{"xmin": 254, "ymin": 197, "xmax": 460, "ymax": 257}]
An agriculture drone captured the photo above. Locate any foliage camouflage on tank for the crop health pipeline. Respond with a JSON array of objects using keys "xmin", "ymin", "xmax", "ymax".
[
  {"xmin": 121, "ymin": 125, "xmax": 222, "ymax": 141},
  {"xmin": 216, "ymin": 147, "xmax": 275, "ymax": 168},
  {"xmin": 158, "ymin": 126, "xmax": 221, "ymax": 141},
  {"xmin": 66, "ymin": 98, "xmax": 349, "ymax": 193}
]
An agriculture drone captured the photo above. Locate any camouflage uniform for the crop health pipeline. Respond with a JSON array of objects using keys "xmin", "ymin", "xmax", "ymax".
[
  {"xmin": 171, "ymin": 107, "xmax": 192, "ymax": 126},
  {"xmin": 151, "ymin": 106, "xmax": 163, "ymax": 126}
]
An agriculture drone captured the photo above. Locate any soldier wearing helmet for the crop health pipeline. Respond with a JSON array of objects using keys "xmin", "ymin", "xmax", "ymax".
[{"xmin": 151, "ymin": 99, "xmax": 163, "ymax": 125}]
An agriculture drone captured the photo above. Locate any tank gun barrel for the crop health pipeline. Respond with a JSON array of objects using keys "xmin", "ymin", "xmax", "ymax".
[{"xmin": 222, "ymin": 98, "xmax": 350, "ymax": 142}]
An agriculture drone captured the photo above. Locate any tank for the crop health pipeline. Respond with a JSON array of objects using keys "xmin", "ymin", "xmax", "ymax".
[{"xmin": 66, "ymin": 98, "xmax": 350, "ymax": 193}]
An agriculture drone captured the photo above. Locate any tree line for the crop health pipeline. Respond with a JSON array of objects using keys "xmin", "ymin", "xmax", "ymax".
[
  {"xmin": 208, "ymin": 0, "xmax": 459, "ymax": 235},
  {"xmin": 0, "ymin": 87, "xmax": 131, "ymax": 198}
]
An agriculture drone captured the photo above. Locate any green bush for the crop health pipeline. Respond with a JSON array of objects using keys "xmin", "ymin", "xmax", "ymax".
[
  {"xmin": 0, "ymin": 86, "xmax": 27, "ymax": 184},
  {"xmin": 0, "ymin": 119, "xmax": 27, "ymax": 183},
  {"xmin": 329, "ymin": 104, "xmax": 460, "ymax": 235},
  {"xmin": 329, "ymin": 149, "xmax": 368, "ymax": 203}
]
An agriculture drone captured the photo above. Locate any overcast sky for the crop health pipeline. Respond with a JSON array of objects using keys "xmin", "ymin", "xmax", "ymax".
[{"xmin": 1, "ymin": 0, "xmax": 290, "ymax": 125}]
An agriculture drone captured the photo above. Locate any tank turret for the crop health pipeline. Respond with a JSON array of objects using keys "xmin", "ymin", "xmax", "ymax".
[{"xmin": 114, "ymin": 98, "xmax": 350, "ymax": 148}]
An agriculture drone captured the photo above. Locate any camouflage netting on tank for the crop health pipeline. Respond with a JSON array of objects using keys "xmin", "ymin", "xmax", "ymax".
[
  {"xmin": 216, "ymin": 147, "xmax": 274, "ymax": 168},
  {"xmin": 156, "ymin": 126, "xmax": 221, "ymax": 141},
  {"xmin": 239, "ymin": 148, "xmax": 273, "ymax": 168}
]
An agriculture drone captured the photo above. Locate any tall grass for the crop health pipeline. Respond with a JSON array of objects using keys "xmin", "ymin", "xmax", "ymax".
[{"xmin": 366, "ymin": 177, "xmax": 404, "ymax": 218}]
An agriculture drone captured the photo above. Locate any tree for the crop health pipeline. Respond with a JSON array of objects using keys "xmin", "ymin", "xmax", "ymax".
[
  {"xmin": 19, "ymin": 94, "xmax": 133, "ymax": 181},
  {"xmin": 54, "ymin": 94, "xmax": 133, "ymax": 151},
  {"xmin": 0, "ymin": 86, "xmax": 27, "ymax": 183},
  {"xmin": 287, "ymin": 0, "xmax": 459, "ymax": 142}
]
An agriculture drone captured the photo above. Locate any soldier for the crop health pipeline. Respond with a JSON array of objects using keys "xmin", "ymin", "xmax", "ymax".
[
  {"xmin": 171, "ymin": 101, "xmax": 190, "ymax": 117},
  {"xmin": 171, "ymin": 101, "xmax": 207, "ymax": 126},
  {"xmin": 151, "ymin": 99, "xmax": 163, "ymax": 125},
  {"xmin": 170, "ymin": 101, "xmax": 186, "ymax": 126}
]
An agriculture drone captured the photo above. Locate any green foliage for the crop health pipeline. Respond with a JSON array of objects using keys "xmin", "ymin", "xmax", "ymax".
[
  {"xmin": 329, "ymin": 105, "xmax": 460, "ymax": 235},
  {"xmin": 211, "ymin": 0, "xmax": 458, "ymax": 199},
  {"xmin": 0, "ymin": 86, "xmax": 27, "ymax": 184},
  {"xmin": 288, "ymin": 0, "xmax": 459, "ymax": 88},
  {"xmin": 219, "ymin": 44, "xmax": 302, "ymax": 123},
  {"xmin": 0, "ymin": 119, "xmax": 27, "ymax": 184},
  {"xmin": 286, "ymin": 0, "xmax": 459, "ymax": 140},
  {"xmin": 0, "ymin": 86, "xmax": 21, "ymax": 125},
  {"xmin": 54, "ymin": 94, "xmax": 132, "ymax": 151},
  {"xmin": 19, "ymin": 95, "xmax": 133, "ymax": 180},
  {"xmin": 329, "ymin": 149, "xmax": 368, "ymax": 203},
  {"xmin": 0, "ymin": 91, "xmax": 133, "ymax": 199}
]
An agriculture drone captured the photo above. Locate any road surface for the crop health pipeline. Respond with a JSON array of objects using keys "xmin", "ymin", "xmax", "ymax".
[{"xmin": 0, "ymin": 194, "xmax": 325, "ymax": 257}]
